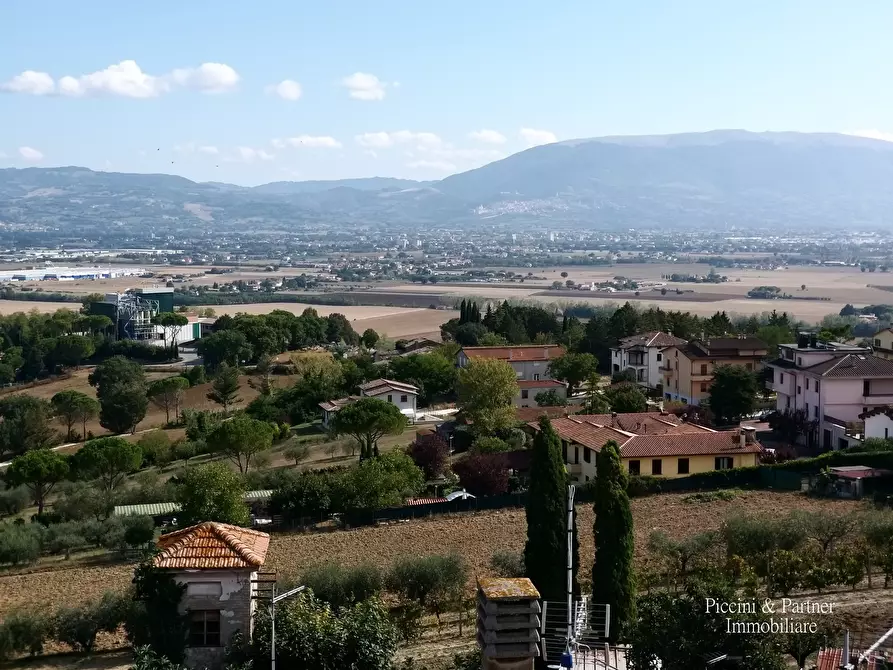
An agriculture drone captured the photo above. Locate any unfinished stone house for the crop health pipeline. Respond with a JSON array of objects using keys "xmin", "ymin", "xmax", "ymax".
[{"xmin": 154, "ymin": 521, "xmax": 271, "ymax": 669}]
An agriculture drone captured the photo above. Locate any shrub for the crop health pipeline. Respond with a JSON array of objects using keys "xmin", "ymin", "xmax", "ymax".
[
  {"xmin": 300, "ymin": 562, "xmax": 383, "ymax": 610},
  {"xmin": 0, "ymin": 610, "xmax": 51, "ymax": 658},
  {"xmin": 472, "ymin": 437, "xmax": 511, "ymax": 454},
  {"xmin": 625, "ymin": 475, "xmax": 663, "ymax": 497},
  {"xmin": 123, "ymin": 515, "xmax": 156, "ymax": 549},
  {"xmin": 182, "ymin": 365, "xmax": 207, "ymax": 387},
  {"xmin": 0, "ymin": 523, "xmax": 43, "ymax": 566},
  {"xmin": 43, "ymin": 521, "xmax": 86, "ymax": 558},
  {"xmin": 387, "ymin": 553, "xmax": 468, "ymax": 620},
  {"xmin": 138, "ymin": 431, "xmax": 173, "ymax": 467},
  {"xmin": 453, "ymin": 453, "xmax": 510, "ymax": 496},
  {"xmin": 0, "ymin": 486, "xmax": 30, "ymax": 516},
  {"xmin": 490, "ymin": 550, "xmax": 525, "ymax": 578},
  {"xmin": 54, "ymin": 592, "xmax": 129, "ymax": 653}
]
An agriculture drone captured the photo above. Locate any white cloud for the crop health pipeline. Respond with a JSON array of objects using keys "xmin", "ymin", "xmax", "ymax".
[
  {"xmin": 407, "ymin": 159, "xmax": 456, "ymax": 172},
  {"xmin": 237, "ymin": 146, "xmax": 275, "ymax": 163},
  {"xmin": 355, "ymin": 131, "xmax": 442, "ymax": 149},
  {"xmin": 845, "ymin": 129, "xmax": 893, "ymax": 143},
  {"xmin": 469, "ymin": 129, "xmax": 507, "ymax": 145},
  {"xmin": 2, "ymin": 60, "xmax": 239, "ymax": 98},
  {"xmin": 198, "ymin": 145, "xmax": 219, "ymax": 155},
  {"xmin": 0, "ymin": 70, "xmax": 55, "ymax": 95},
  {"xmin": 18, "ymin": 146, "xmax": 44, "ymax": 162},
  {"xmin": 169, "ymin": 63, "xmax": 240, "ymax": 93},
  {"xmin": 267, "ymin": 79, "xmax": 302, "ymax": 101},
  {"xmin": 520, "ymin": 127, "xmax": 558, "ymax": 147},
  {"xmin": 272, "ymin": 135, "xmax": 342, "ymax": 149},
  {"xmin": 342, "ymin": 72, "xmax": 387, "ymax": 101}
]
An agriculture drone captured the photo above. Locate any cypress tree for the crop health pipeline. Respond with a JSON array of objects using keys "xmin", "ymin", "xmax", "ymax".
[
  {"xmin": 592, "ymin": 440, "xmax": 635, "ymax": 642},
  {"xmin": 471, "ymin": 302, "xmax": 480, "ymax": 323},
  {"xmin": 459, "ymin": 299, "xmax": 468, "ymax": 324},
  {"xmin": 524, "ymin": 417, "xmax": 571, "ymax": 601}
]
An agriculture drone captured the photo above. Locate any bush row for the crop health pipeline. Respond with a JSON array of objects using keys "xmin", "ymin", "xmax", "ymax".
[
  {"xmin": 0, "ymin": 515, "xmax": 154, "ymax": 566},
  {"xmin": 0, "ymin": 592, "xmax": 129, "ymax": 660}
]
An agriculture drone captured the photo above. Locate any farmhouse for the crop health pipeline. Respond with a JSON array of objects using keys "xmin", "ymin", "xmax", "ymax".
[
  {"xmin": 319, "ymin": 378, "xmax": 419, "ymax": 428},
  {"xmin": 528, "ymin": 412, "xmax": 761, "ymax": 482},
  {"xmin": 662, "ymin": 336, "xmax": 768, "ymax": 406},
  {"xmin": 611, "ymin": 331, "xmax": 687, "ymax": 389},
  {"xmin": 457, "ymin": 344, "xmax": 567, "ymax": 407},
  {"xmin": 152, "ymin": 522, "xmax": 271, "ymax": 669},
  {"xmin": 873, "ymin": 327, "xmax": 893, "ymax": 360},
  {"xmin": 767, "ymin": 334, "xmax": 893, "ymax": 449}
]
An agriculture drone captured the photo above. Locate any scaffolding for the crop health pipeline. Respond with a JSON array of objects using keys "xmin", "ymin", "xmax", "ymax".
[{"xmin": 112, "ymin": 292, "xmax": 161, "ymax": 341}]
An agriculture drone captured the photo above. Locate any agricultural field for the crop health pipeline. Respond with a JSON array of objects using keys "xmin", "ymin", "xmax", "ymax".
[{"xmin": 0, "ymin": 491, "xmax": 862, "ymax": 619}]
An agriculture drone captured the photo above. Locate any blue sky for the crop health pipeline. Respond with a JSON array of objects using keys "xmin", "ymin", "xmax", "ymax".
[{"xmin": 2, "ymin": 0, "xmax": 893, "ymax": 185}]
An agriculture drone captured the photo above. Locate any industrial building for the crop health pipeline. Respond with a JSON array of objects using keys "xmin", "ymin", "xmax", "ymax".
[
  {"xmin": 87, "ymin": 288, "xmax": 209, "ymax": 346},
  {"xmin": 0, "ymin": 266, "xmax": 146, "ymax": 282}
]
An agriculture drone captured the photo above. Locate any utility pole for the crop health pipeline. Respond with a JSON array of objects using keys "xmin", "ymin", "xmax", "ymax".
[
  {"xmin": 269, "ymin": 584, "xmax": 305, "ymax": 670},
  {"xmin": 562, "ymin": 484, "xmax": 576, "ymax": 669}
]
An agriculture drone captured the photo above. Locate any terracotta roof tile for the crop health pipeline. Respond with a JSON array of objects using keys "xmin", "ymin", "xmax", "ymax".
[
  {"xmin": 517, "ymin": 379, "xmax": 565, "ymax": 389},
  {"xmin": 617, "ymin": 331, "xmax": 687, "ymax": 350},
  {"xmin": 461, "ymin": 345, "xmax": 565, "ymax": 362},
  {"xmin": 154, "ymin": 522, "xmax": 270, "ymax": 570},
  {"xmin": 860, "ymin": 405, "xmax": 893, "ymax": 420},
  {"xmin": 515, "ymin": 405, "xmax": 582, "ymax": 421},
  {"xmin": 620, "ymin": 432, "xmax": 761, "ymax": 458}
]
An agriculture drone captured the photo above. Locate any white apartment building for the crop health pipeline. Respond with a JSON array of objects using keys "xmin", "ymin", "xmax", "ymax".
[
  {"xmin": 766, "ymin": 334, "xmax": 893, "ymax": 450},
  {"xmin": 610, "ymin": 331, "xmax": 687, "ymax": 389}
]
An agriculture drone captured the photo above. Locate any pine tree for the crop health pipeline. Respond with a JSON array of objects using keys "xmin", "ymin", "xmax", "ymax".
[
  {"xmin": 592, "ymin": 440, "xmax": 635, "ymax": 642},
  {"xmin": 524, "ymin": 417, "xmax": 570, "ymax": 601}
]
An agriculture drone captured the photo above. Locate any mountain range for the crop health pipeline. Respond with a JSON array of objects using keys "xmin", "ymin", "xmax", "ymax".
[{"xmin": 3, "ymin": 130, "xmax": 893, "ymax": 231}]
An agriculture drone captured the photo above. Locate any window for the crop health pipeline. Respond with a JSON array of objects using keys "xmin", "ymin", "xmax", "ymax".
[
  {"xmin": 805, "ymin": 379, "xmax": 809, "ymax": 390},
  {"xmin": 814, "ymin": 405, "xmax": 818, "ymax": 419},
  {"xmin": 886, "ymin": 428, "xmax": 889, "ymax": 439},
  {"xmin": 533, "ymin": 373, "xmax": 540, "ymax": 381},
  {"xmin": 780, "ymin": 373, "xmax": 784, "ymax": 383},
  {"xmin": 651, "ymin": 459, "xmax": 662, "ymax": 475},
  {"xmin": 628, "ymin": 460, "xmax": 641, "ymax": 475},
  {"xmin": 574, "ymin": 446, "xmax": 579, "ymax": 464},
  {"xmin": 400, "ymin": 394, "xmax": 408, "ymax": 403},
  {"xmin": 700, "ymin": 382, "xmax": 708, "ymax": 392},
  {"xmin": 387, "ymin": 394, "xmax": 393, "ymax": 402},
  {"xmin": 584, "ymin": 447, "xmax": 591, "ymax": 463},
  {"xmin": 189, "ymin": 611, "xmax": 221, "ymax": 647},
  {"xmin": 715, "ymin": 457, "xmax": 734, "ymax": 470},
  {"xmin": 187, "ymin": 582, "xmax": 222, "ymax": 597},
  {"xmin": 797, "ymin": 357, "xmax": 802, "ymax": 366},
  {"xmin": 786, "ymin": 396, "xmax": 791, "ymax": 409},
  {"xmin": 797, "ymin": 385, "xmax": 801, "ymax": 395},
  {"xmin": 864, "ymin": 380, "xmax": 871, "ymax": 396},
  {"xmin": 805, "ymin": 403, "xmax": 809, "ymax": 416},
  {"xmin": 876, "ymin": 339, "xmax": 882, "ymax": 347},
  {"xmin": 521, "ymin": 389, "xmax": 529, "ymax": 399},
  {"xmin": 815, "ymin": 380, "xmax": 820, "ymax": 393},
  {"xmin": 657, "ymin": 353, "xmax": 662, "ymax": 362},
  {"xmin": 700, "ymin": 364, "xmax": 708, "ymax": 375},
  {"xmin": 677, "ymin": 458, "xmax": 690, "ymax": 474}
]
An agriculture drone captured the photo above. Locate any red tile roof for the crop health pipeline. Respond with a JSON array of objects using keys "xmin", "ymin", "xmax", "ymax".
[
  {"xmin": 406, "ymin": 497, "xmax": 448, "ymax": 506},
  {"xmin": 805, "ymin": 353, "xmax": 893, "ymax": 378},
  {"xmin": 816, "ymin": 649, "xmax": 879, "ymax": 670},
  {"xmin": 620, "ymin": 432, "xmax": 761, "ymax": 458},
  {"xmin": 154, "ymin": 522, "xmax": 270, "ymax": 570},
  {"xmin": 860, "ymin": 405, "xmax": 893, "ymax": 420},
  {"xmin": 461, "ymin": 345, "xmax": 565, "ymax": 362},
  {"xmin": 515, "ymin": 405, "xmax": 583, "ymax": 422},
  {"xmin": 318, "ymin": 395, "xmax": 360, "ymax": 412},
  {"xmin": 517, "ymin": 379, "xmax": 565, "ymax": 389},
  {"xmin": 531, "ymin": 414, "xmax": 759, "ymax": 460}
]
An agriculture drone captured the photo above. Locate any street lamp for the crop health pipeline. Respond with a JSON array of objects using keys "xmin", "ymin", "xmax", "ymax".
[
  {"xmin": 269, "ymin": 584, "xmax": 305, "ymax": 670},
  {"xmin": 448, "ymin": 433, "xmax": 454, "ymax": 469}
]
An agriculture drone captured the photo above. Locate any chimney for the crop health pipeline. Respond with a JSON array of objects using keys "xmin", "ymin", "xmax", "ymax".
[
  {"xmin": 508, "ymin": 349, "xmax": 514, "ymax": 360},
  {"xmin": 743, "ymin": 426, "xmax": 757, "ymax": 444},
  {"xmin": 611, "ymin": 411, "xmax": 617, "ymax": 427},
  {"xmin": 739, "ymin": 429, "xmax": 746, "ymax": 449},
  {"xmin": 543, "ymin": 347, "xmax": 548, "ymax": 359}
]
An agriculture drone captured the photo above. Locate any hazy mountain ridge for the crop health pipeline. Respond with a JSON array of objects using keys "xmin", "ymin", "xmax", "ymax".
[{"xmin": 3, "ymin": 130, "xmax": 893, "ymax": 230}]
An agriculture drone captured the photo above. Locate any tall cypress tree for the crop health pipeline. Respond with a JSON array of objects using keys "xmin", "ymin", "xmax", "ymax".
[
  {"xmin": 592, "ymin": 440, "xmax": 635, "ymax": 642},
  {"xmin": 524, "ymin": 417, "xmax": 574, "ymax": 601},
  {"xmin": 459, "ymin": 299, "xmax": 468, "ymax": 324}
]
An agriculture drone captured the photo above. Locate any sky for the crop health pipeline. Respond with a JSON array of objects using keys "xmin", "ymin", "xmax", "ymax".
[{"xmin": 2, "ymin": 0, "xmax": 893, "ymax": 185}]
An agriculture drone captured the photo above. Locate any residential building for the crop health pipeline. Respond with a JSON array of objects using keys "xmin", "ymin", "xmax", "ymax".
[
  {"xmin": 153, "ymin": 522, "xmax": 271, "ymax": 669},
  {"xmin": 861, "ymin": 406, "xmax": 893, "ymax": 440},
  {"xmin": 766, "ymin": 334, "xmax": 893, "ymax": 449},
  {"xmin": 528, "ymin": 412, "xmax": 761, "ymax": 482},
  {"xmin": 873, "ymin": 327, "xmax": 893, "ymax": 361},
  {"xmin": 516, "ymin": 379, "xmax": 567, "ymax": 408},
  {"xmin": 319, "ymin": 378, "xmax": 419, "ymax": 428},
  {"xmin": 661, "ymin": 337, "xmax": 768, "ymax": 406},
  {"xmin": 611, "ymin": 331, "xmax": 687, "ymax": 389},
  {"xmin": 457, "ymin": 344, "xmax": 566, "ymax": 407}
]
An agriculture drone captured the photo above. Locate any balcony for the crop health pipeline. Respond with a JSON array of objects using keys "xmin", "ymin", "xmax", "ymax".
[{"xmin": 567, "ymin": 463, "xmax": 584, "ymax": 476}]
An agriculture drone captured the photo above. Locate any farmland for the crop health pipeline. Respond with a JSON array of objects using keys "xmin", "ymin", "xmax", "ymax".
[{"xmin": 0, "ymin": 491, "xmax": 862, "ymax": 618}]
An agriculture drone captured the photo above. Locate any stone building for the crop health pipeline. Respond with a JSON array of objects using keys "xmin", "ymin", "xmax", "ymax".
[{"xmin": 154, "ymin": 521, "xmax": 271, "ymax": 669}]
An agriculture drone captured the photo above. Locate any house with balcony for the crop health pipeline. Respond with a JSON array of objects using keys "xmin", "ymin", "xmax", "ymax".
[
  {"xmin": 610, "ymin": 331, "xmax": 687, "ymax": 389},
  {"xmin": 457, "ymin": 345, "xmax": 566, "ymax": 407},
  {"xmin": 766, "ymin": 334, "xmax": 893, "ymax": 449},
  {"xmin": 661, "ymin": 337, "xmax": 768, "ymax": 406},
  {"xmin": 527, "ymin": 412, "xmax": 761, "ymax": 482}
]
